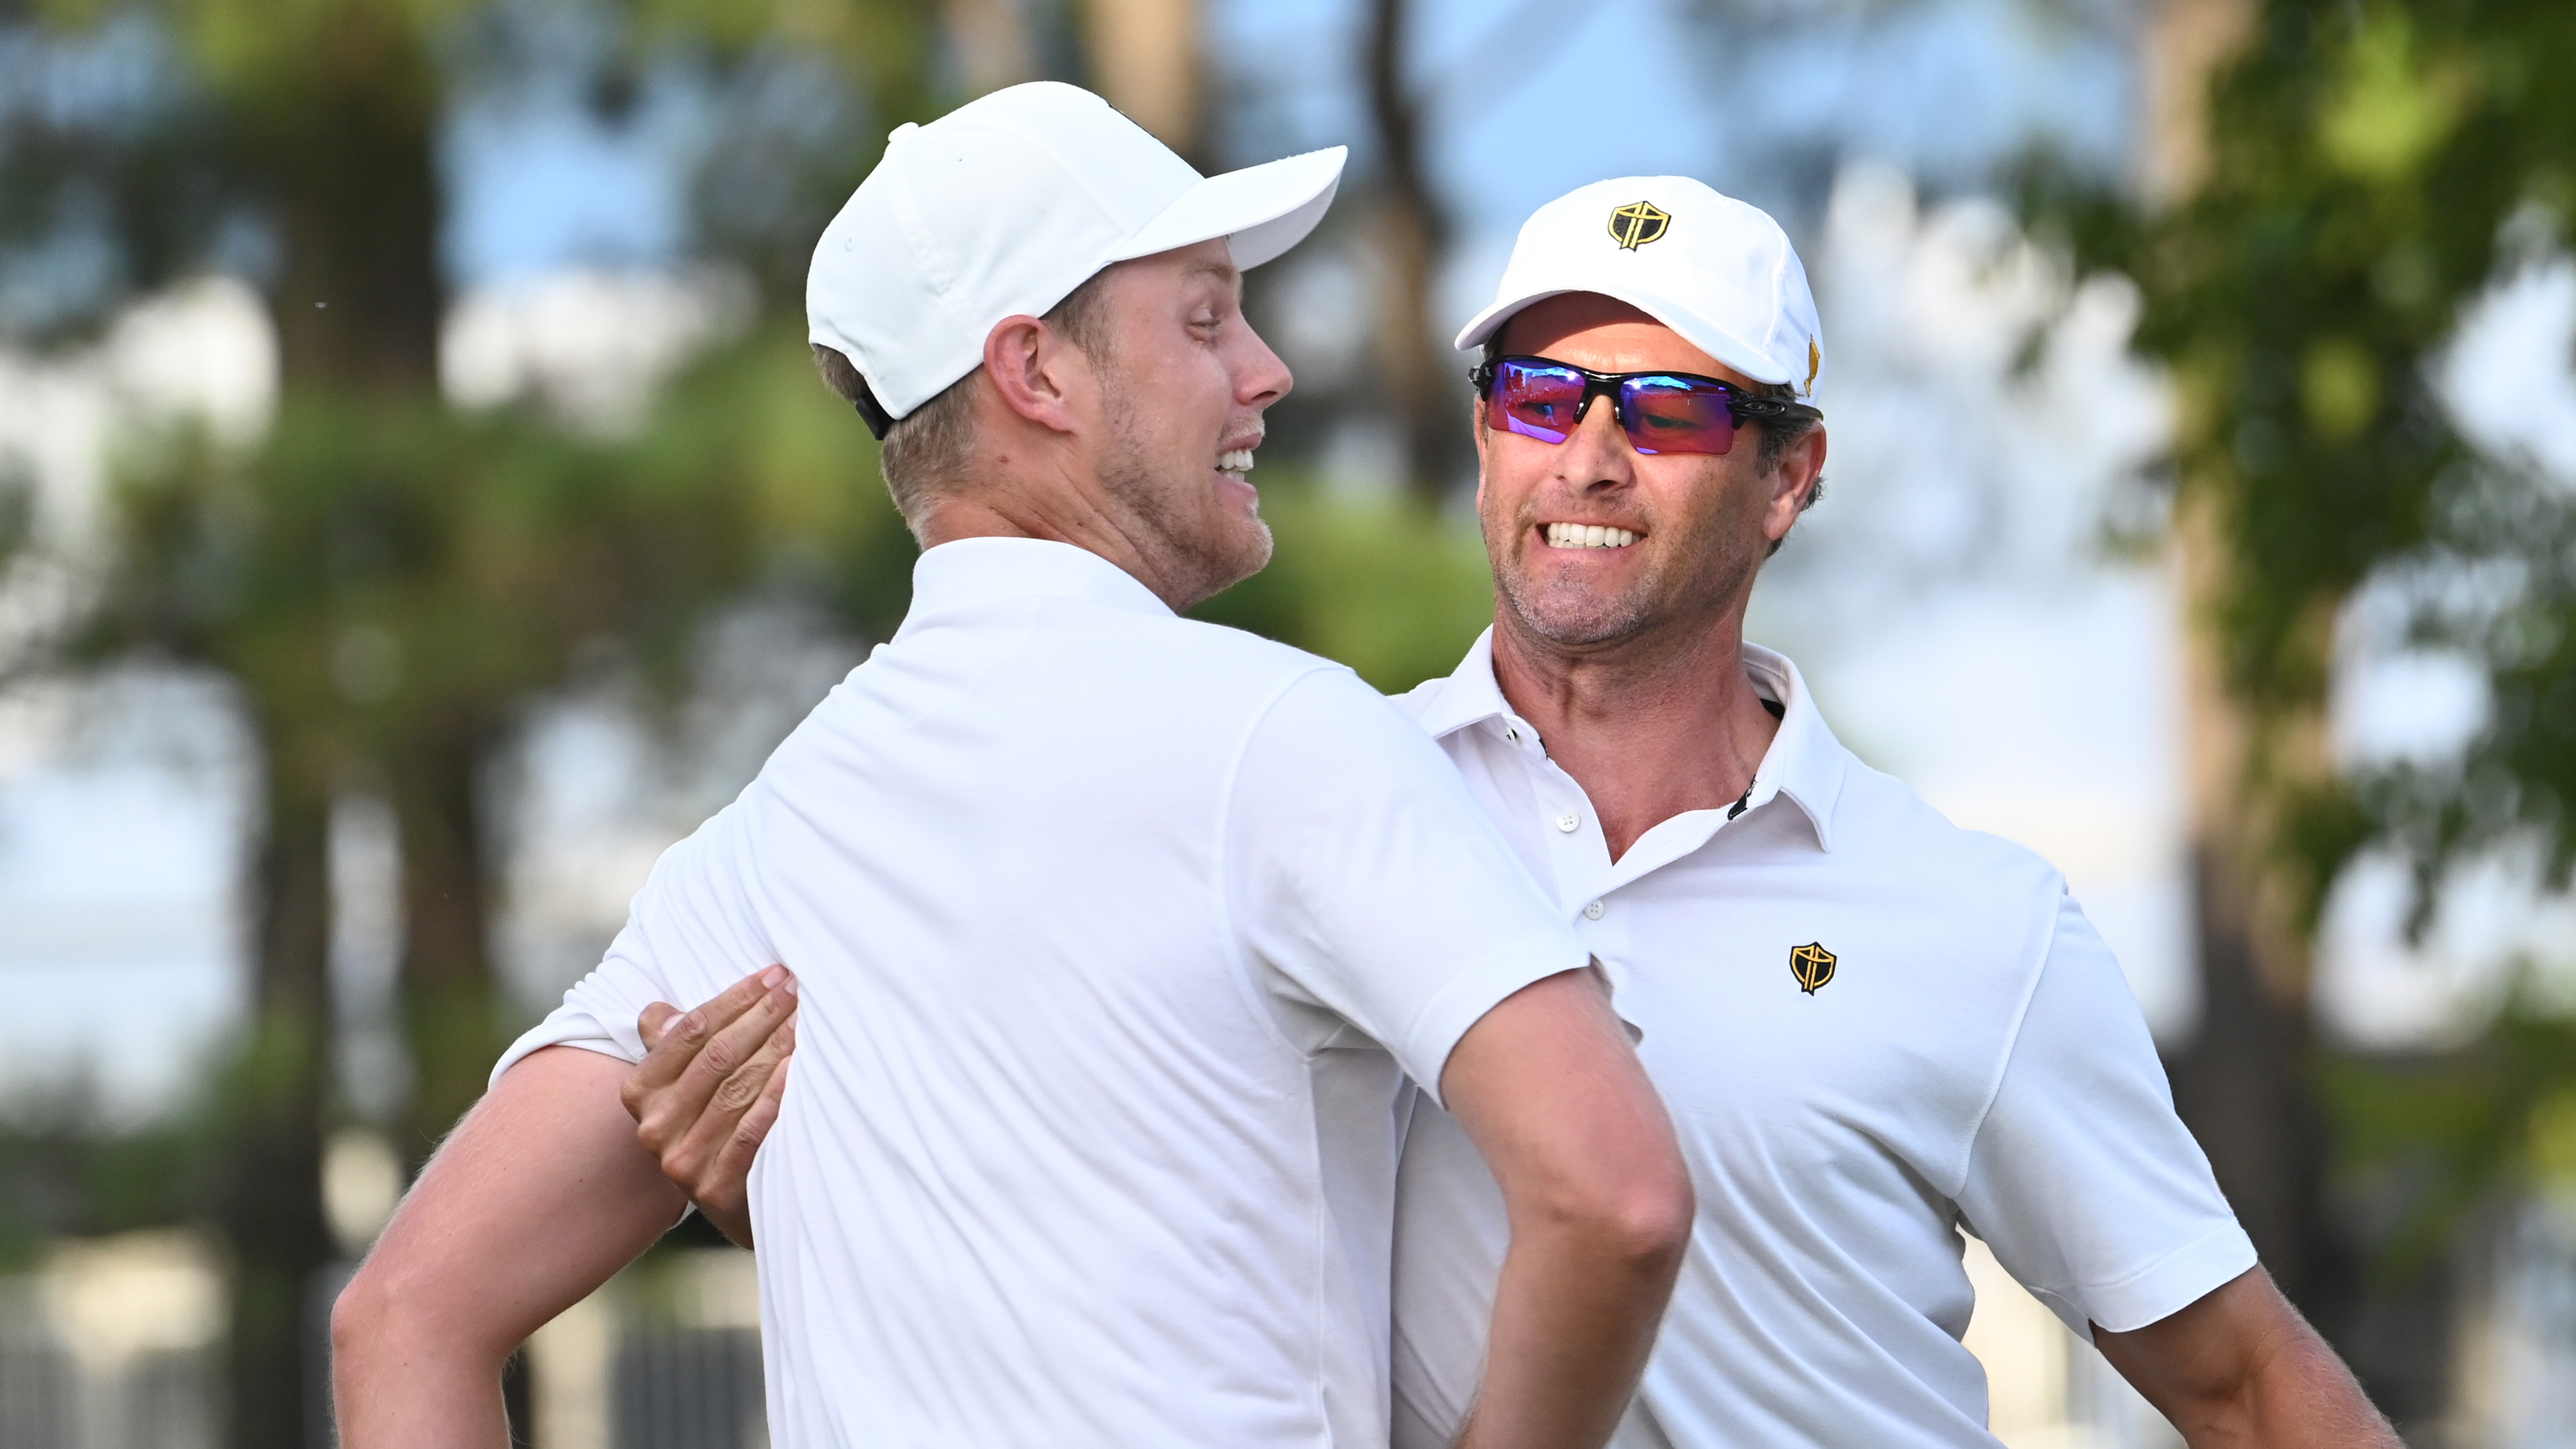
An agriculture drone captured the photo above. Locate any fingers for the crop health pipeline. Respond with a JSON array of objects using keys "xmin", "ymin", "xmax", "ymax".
[
  {"xmin": 623, "ymin": 966, "xmax": 793, "ymax": 1134},
  {"xmin": 665, "ymin": 1014, "xmax": 793, "ymax": 1194},
  {"xmin": 638, "ymin": 1002, "xmax": 680, "ymax": 1052},
  {"xmin": 702, "ymin": 1048, "xmax": 791, "ymax": 1209},
  {"xmin": 627, "ymin": 966, "xmax": 783, "ymax": 1094}
]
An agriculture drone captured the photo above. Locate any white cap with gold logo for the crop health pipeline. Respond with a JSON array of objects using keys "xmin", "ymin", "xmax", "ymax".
[{"xmin": 1454, "ymin": 176, "xmax": 1825, "ymax": 406}]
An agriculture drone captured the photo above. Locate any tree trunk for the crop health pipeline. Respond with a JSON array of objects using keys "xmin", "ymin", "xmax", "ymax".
[
  {"xmin": 218, "ymin": 8, "xmax": 446, "ymax": 1446},
  {"xmin": 220, "ymin": 721, "xmax": 337, "ymax": 1449},
  {"xmin": 945, "ymin": 0, "xmax": 1038, "ymax": 103},
  {"xmin": 1080, "ymin": 0, "xmax": 1200, "ymax": 161},
  {"xmin": 1362, "ymin": 0, "xmax": 1462, "ymax": 505},
  {"xmin": 253, "ymin": 4, "xmax": 444, "ymax": 391},
  {"xmin": 393, "ymin": 712, "xmax": 506, "ymax": 1169}
]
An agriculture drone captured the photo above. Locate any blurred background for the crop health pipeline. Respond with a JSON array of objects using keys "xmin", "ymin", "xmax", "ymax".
[{"xmin": 1, "ymin": 0, "xmax": 2572, "ymax": 1445}]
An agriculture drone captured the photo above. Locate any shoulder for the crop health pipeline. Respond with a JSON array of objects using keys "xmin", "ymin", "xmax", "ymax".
[
  {"xmin": 1814, "ymin": 757, "xmax": 2069, "ymax": 967},
  {"xmin": 1832, "ymin": 759, "xmax": 2061, "ymax": 893},
  {"xmin": 1068, "ymin": 606, "xmax": 1347, "ymax": 689}
]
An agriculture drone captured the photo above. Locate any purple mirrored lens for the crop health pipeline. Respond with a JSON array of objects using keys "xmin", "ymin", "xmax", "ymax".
[
  {"xmin": 1495, "ymin": 361, "xmax": 1586, "ymax": 444},
  {"xmin": 1619, "ymin": 375, "xmax": 1739, "ymax": 456}
]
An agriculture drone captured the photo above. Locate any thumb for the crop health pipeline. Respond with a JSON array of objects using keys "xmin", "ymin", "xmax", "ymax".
[{"xmin": 638, "ymin": 1001, "xmax": 680, "ymax": 1051}]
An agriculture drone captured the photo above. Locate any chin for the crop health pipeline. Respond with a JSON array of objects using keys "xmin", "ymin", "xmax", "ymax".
[
  {"xmin": 1500, "ymin": 572, "xmax": 1654, "ymax": 648},
  {"xmin": 1167, "ymin": 515, "xmax": 1274, "ymax": 610}
]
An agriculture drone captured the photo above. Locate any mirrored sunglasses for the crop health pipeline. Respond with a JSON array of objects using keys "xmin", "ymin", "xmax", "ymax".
[{"xmin": 1470, "ymin": 355, "xmax": 1821, "ymax": 457}]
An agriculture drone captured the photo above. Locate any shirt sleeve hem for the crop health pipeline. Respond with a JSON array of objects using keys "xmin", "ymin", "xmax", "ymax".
[
  {"xmin": 1402, "ymin": 940, "xmax": 1594, "ymax": 1111},
  {"xmin": 488, "ymin": 1021, "xmax": 641, "ymax": 1090},
  {"xmin": 2061, "ymin": 1222, "xmax": 2262, "ymax": 1337}
]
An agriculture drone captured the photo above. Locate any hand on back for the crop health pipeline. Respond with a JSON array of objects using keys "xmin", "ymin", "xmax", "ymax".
[{"xmin": 623, "ymin": 965, "xmax": 800, "ymax": 1249}]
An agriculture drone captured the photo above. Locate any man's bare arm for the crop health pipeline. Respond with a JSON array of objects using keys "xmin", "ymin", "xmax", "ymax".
[
  {"xmin": 2093, "ymin": 1266, "xmax": 2400, "ymax": 1449},
  {"xmin": 331, "ymin": 1047, "xmax": 688, "ymax": 1449},
  {"xmin": 622, "ymin": 967, "xmax": 798, "ymax": 1248},
  {"xmin": 1440, "ymin": 967, "xmax": 1694, "ymax": 1449}
]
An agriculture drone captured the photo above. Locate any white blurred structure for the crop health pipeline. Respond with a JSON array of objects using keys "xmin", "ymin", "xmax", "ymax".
[
  {"xmin": 0, "ymin": 1231, "xmax": 221, "ymax": 1449},
  {"xmin": 440, "ymin": 266, "xmax": 752, "ymax": 435}
]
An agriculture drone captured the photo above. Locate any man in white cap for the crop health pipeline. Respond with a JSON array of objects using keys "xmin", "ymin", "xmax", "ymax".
[
  {"xmin": 330, "ymin": 86, "xmax": 1693, "ymax": 1449},
  {"xmin": 628, "ymin": 174, "xmax": 2402, "ymax": 1448},
  {"xmin": 1381, "ymin": 177, "xmax": 2398, "ymax": 1448}
]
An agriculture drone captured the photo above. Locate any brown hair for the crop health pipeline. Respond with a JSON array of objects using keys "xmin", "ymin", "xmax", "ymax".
[{"xmin": 814, "ymin": 269, "xmax": 1124, "ymax": 530}]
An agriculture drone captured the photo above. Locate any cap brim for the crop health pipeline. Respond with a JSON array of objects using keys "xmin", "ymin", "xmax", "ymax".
[
  {"xmin": 1452, "ymin": 281, "xmax": 1795, "ymax": 389},
  {"xmin": 1110, "ymin": 146, "xmax": 1347, "ymax": 271}
]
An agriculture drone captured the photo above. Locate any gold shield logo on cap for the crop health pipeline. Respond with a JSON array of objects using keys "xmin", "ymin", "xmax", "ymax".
[
  {"xmin": 1789, "ymin": 942, "xmax": 1836, "ymax": 995},
  {"xmin": 1805, "ymin": 337, "xmax": 1821, "ymax": 395},
  {"xmin": 1607, "ymin": 200, "xmax": 1671, "ymax": 251}
]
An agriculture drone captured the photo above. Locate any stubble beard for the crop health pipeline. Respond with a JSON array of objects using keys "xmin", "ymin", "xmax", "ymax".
[
  {"xmin": 1492, "ymin": 550, "xmax": 1659, "ymax": 648},
  {"xmin": 1096, "ymin": 385, "xmax": 1273, "ymax": 610},
  {"xmin": 1487, "ymin": 501, "xmax": 1760, "ymax": 654}
]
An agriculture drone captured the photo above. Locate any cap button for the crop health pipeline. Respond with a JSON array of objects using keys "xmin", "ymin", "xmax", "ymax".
[{"xmin": 888, "ymin": 122, "xmax": 919, "ymax": 141}]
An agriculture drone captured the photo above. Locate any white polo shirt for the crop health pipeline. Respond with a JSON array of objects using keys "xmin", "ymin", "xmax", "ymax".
[
  {"xmin": 1387, "ymin": 634, "xmax": 2257, "ymax": 1449},
  {"xmin": 496, "ymin": 538, "xmax": 1590, "ymax": 1449}
]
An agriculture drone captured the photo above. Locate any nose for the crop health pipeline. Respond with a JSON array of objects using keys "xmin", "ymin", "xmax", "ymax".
[
  {"xmin": 1234, "ymin": 318, "xmax": 1293, "ymax": 410},
  {"xmin": 1559, "ymin": 388, "xmax": 1636, "ymax": 488}
]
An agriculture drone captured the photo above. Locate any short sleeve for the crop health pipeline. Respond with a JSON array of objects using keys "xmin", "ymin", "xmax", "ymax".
[
  {"xmin": 1226, "ymin": 669, "xmax": 1591, "ymax": 1106},
  {"xmin": 1956, "ymin": 892, "xmax": 2258, "ymax": 1337},
  {"xmin": 490, "ymin": 795, "xmax": 782, "ymax": 1086}
]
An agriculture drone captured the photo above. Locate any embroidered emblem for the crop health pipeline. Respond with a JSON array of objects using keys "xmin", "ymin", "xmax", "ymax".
[
  {"xmin": 1789, "ymin": 942, "xmax": 1837, "ymax": 995},
  {"xmin": 1804, "ymin": 336, "xmax": 1821, "ymax": 395},
  {"xmin": 1607, "ymin": 200, "xmax": 1671, "ymax": 251}
]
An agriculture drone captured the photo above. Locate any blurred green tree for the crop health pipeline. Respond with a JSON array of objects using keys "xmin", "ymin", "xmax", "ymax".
[
  {"xmin": 2030, "ymin": 0, "xmax": 2576, "ymax": 1418},
  {"xmin": 4, "ymin": 1, "xmax": 934, "ymax": 1442}
]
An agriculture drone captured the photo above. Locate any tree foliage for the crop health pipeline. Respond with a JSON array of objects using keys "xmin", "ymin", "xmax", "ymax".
[
  {"xmin": 2030, "ymin": 0, "xmax": 2576, "ymax": 1274},
  {"xmin": 2044, "ymin": 0, "xmax": 2576, "ymax": 904}
]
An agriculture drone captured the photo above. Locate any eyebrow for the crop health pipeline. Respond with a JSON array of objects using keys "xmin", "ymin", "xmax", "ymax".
[{"xmin": 1182, "ymin": 259, "xmax": 1243, "ymax": 296}]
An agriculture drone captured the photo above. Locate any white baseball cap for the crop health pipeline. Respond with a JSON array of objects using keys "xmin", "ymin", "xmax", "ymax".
[
  {"xmin": 1455, "ymin": 176, "xmax": 1826, "ymax": 406},
  {"xmin": 808, "ymin": 81, "xmax": 1346, "ymax": 433}
]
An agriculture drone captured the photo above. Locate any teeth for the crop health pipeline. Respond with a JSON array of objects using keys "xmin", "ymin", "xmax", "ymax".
[
  {"xmin": 1217, "ymin": 449, "xmax": 1255, "ymax": 474},
  {"xmin": 1544, "ymin": 523, "xmax": 1639, "ymax": 549}
]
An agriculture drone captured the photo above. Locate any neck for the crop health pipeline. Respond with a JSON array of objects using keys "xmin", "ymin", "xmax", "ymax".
[
  {"xmin": 915, "ymin": 461, "xmax": 1186, "ymax": 611},
  {"xmin": 1489, "ymin": 599, "xmax": 1779, "ymax": 861}
]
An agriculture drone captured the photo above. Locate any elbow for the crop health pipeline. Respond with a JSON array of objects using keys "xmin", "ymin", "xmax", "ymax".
[
  {"xmin": 331, "ymin": 1253, "xmax": 409, "ymax": 1376},
  {"xmin": 1546, "ymin": 1154, "xmax": 1696, "ymax": 1281},
  {"xmin": 1611, "ymin": 1163, "xmax": 1697, "ymax": 1276},
  {"xmin": 330, "ymin": 1261, "xmax": 379, "ymax": 1364},
  {"xmin": 329, "ymin": 1258, "xmax": 390, "ymax": 1411},
  {"xmin": 331, "ymin": 1245, "xmax": 497, "ymax": 1378}
]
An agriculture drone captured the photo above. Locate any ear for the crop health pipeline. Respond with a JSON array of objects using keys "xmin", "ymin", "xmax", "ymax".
[
  {"xmin": 1470, "ymin": 394, "xmax": 1492, "ymax": 509},
  {"xmin": 982, "ymin": 313, "xmax": 1095, "ymax": 435},
  {"xmin": 1761, "ymin": 425, "xmax": 1828, "ymax": 543}
]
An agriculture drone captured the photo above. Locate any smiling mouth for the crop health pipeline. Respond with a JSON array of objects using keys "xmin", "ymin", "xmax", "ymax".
[
  {"xmin": 1544, "ymin": 523, "xmax": 1639, "ymax": 550},
  {"xmin": 1217, "ymin": 448, "xmax": 1255, "ymax": 478}
]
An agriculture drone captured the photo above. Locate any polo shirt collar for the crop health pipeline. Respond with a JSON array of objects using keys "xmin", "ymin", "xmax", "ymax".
[
  {"xmin": 902, "ymin": 537, "xmax": 1175, "ymax": 631},
  {"xmin": 1738, "ymin": 642, "xmax": 1843, "ymax": 852},
  {"xmin": 1413, "ymin": 629, "xmax": 1845, "ymax": 852}
]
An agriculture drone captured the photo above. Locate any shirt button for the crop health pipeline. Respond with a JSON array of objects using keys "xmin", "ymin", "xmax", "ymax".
[
  {"xmin": 1584, "ymin": 899, "xmax": 1605, "ymax": 920},
  {"xmin": 1554, "ymin": 811, "xmax": 1580, "ymax": 833},
  {"xmin": 1506, "ymin": 726, "xmax": 1522, "ymax": 745}
]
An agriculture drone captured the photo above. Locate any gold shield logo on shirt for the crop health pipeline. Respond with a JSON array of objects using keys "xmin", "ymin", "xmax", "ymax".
[
  {"xmin": 1789, "ymin": 942, "xmax": 1836, "ymax": 995},
  {"xmin": 1607, "ymin": 200, "xmax": 1671, "ymax": 250}
]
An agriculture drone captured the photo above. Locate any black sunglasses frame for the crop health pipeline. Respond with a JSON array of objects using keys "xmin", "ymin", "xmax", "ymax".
[{"xmin": 1468, "ymin": 355, "xmax": 1823, "ymax": 441}]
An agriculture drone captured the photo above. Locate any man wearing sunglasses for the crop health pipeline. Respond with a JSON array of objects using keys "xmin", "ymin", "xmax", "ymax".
[
  {"xmin": 1384, "ymin": 177, "xmax": 2395, "ymax": 1449},
  {"xmin": 620, "ymin": 177, "xmax": 2400, "ymax": 1447}
]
